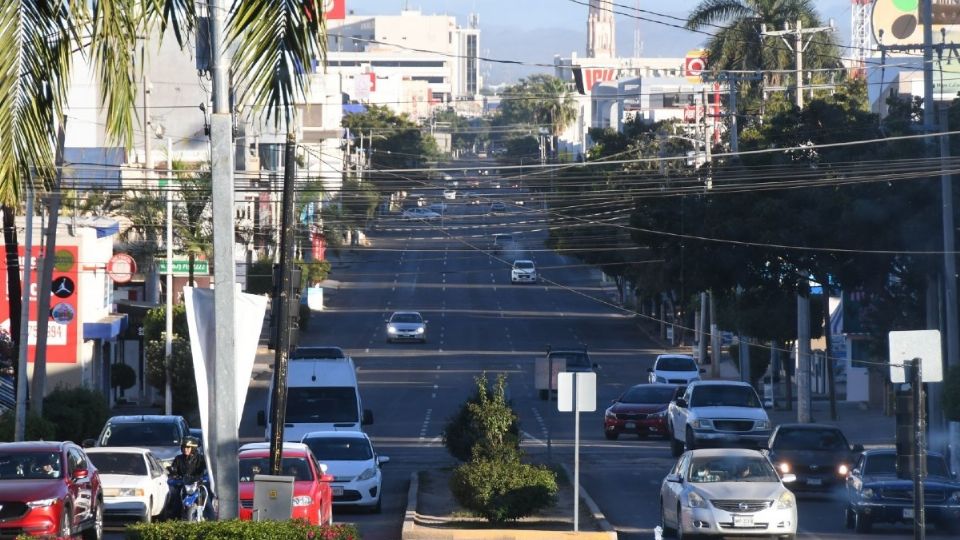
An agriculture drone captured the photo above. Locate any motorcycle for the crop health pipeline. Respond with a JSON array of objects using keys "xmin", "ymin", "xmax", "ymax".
[{"xmin": 168, "ymin": 474, "xmax": 209, "ymax": 522}]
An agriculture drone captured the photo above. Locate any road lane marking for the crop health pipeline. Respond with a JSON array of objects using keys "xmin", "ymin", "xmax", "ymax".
[{"xmin": 418, "ymin": 408, "xmax": 433, "ymax": 441}]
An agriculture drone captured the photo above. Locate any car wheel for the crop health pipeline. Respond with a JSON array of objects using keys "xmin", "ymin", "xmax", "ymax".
[
  {"xmin": 372, "ymin": 496, "xmax": 383, "ymax": 514},
  {"xmin": 844, "ymin": 505, "xmax": 854, "ymax": 529},
  {"xmin": 59, "ymin": 506, "xmax": 72, "ymax": 538},
  {"xmin": 604, "ymin": 431, "xmax": 619, "ymax": 441},
  {"xmin": 659, "ymin": 499, "xmax": 675, "ymax": 537},
  {"xmin": 144, "ymin": 497, "xmax": 153, "ymax": 523},
  {"xmin": 853, "ymin": 509, "xmax": 872, "ymax": 533},
  {"xmin": 685, "ymin": 427, "xmax": 697, "ymax": 451},
  {"xmin": 675, "ymin": 504, "xmax": 686, "ymax": 540},
  {"xmin": 670, "ymin": 433, "xmax": 684, "ymax": 457},
  {"xmin": 82, "ymin": 501, "xmax": 103, "ymax": 540}
]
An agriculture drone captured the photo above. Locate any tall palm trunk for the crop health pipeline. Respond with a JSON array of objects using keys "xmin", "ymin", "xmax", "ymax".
[{"xmin": 2, "ymin": 206, "xmax": 22, "ymax": 397}]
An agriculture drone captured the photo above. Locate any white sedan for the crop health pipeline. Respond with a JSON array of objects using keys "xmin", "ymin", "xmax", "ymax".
[
  {"xmin": 301, "ymin": 431, "xmax": 389, "ymax": 513},
  {"xmin": 85, "ymin": 447, "xmax": 170, "ymax": 523},
  {"xmin": 402, "ymin": 208, "xmax": 441, "ymax": 221}
]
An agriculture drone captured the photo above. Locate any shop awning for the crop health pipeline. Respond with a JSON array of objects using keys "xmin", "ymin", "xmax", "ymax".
[{"xmin": 83, "ymin": 313, "xmax": 128, "ymax": 340}]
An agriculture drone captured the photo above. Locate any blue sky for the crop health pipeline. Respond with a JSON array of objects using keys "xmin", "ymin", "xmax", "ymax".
[{"xmin": 348, "ymin": 1, "xmax": 856, "ymax": 84}]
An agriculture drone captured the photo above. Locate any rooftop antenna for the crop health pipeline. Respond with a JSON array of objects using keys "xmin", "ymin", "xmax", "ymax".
[{"xmin": 633, "ymin": 0, "xmax": 643, "ymax": 57}]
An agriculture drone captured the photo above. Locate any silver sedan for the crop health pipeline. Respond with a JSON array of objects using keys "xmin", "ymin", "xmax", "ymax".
[
  {"xmin": 659, "ymin": 448, "xmax": 798, "ymax": 539},
  {"xmin": 386, "ymin": 311, "xmax": 427, "ymax": 343}
]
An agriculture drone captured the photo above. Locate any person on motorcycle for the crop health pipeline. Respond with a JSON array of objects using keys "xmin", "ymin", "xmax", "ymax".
[{"xmin": 166, "ymin": 436, "xmax": 207, "ymax": 519}]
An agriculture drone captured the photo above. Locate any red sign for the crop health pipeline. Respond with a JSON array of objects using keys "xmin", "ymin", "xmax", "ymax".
[
  {"xmin": 324, "ymin": 0, "xmax": 346, "ymax": 20},
  {"xmin": 107, "ymin": 253, "xmax": 137, "ymax": 284},
  {"xmin": 0, "ymin": 246, "xmax": 80, "ymax": 363},
  {"xmin": 312, "ymin": 233, "xmax": 326, "ymax": 261},
  {"xmin": 684, "ymin": 50, "xmax": 708, "ymax": 82},
  {"xmin": 584, "ymin": 68, "xmax": 616, "ymax": 92}
]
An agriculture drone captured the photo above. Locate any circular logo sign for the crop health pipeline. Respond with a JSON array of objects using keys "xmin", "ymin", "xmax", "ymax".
[
  {"xmin": 684, "ymin": 50, "xmax": 708, "ymax": 83},
  {"xmin": 107, "ymin": 253, "xmax": 137, "ymax": 284},
  {"xmin": 51, "ymin": 276, "xmax": 75, "ymax": 298},
  {"xmin": 50, "ymin": 302, "xmax": 76, "ymax": 324},
  {"xmin": 53, "ymin": 248, "xmax": 75, "ymax": 272}
]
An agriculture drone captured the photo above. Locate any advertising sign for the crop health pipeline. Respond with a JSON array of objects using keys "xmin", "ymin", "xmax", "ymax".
[
  {"xmin": 872, "ymin": 0, "xmax": 960, "ymax": 46},
  {"xmin": 684, "ymin": 49, "xmax": 708, "ymax": 83},
  {"xmin": 572, "ymin": 67, "xmax": 619, "ymax": 94},
  {"xmin": 0, "ymin": 246, "xmax": 80, "ymax": 363},
  {"xmin": 324, "ymin": 0, "xmax": 346, "ymax": 21}
]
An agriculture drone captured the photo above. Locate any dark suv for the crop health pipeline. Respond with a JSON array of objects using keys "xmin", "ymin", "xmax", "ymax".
[{"xmin": 86, "ymin": 415, "xmax": 190, "ymax": 468}]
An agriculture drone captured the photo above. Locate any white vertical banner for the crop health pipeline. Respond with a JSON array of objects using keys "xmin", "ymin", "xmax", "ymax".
[{"xmin": 183, "ymin": 287, "xmax": 268, "ymax": 491}]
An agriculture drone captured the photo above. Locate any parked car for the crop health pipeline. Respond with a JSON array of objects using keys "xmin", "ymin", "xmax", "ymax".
[
  {"xmin": 767, "ymin": 424, "xmax": 863, "ymax": 492},
  {"xmin": 603, "ymin": 384, "xmax": 681, "ymax": 440},
  {"xmin": 510, "ymin": 260, "xmax": 537, "ymax": 283},
  {"xmin": 386, "ymin": 311, "xmax": 427, "ymax": 343},
  {"xmin": 0, "ymin": 441, "xmax": 103, "ymax": 539},
  {"xmin": 844, "ymin": 448, "xmax": 960, "ymax": 533},
  {"xmin": 237, "ymin": 442, "xmax": 334, "ymax": 526},
  {"xmin": 668, "ymin": 381, "xmax": 771, "ymax": 456},
  {"xmin": 659, "ymin": 448, "xmax": 797, "ymax": 538},
  {"xmin": 84, "ymin": 447, "xmax": 169, "ymax": 523},
  {"xmin": 87, "ymin": 415, "xmax": 190, "ymax": 467},
  {"xmin": 648, "ymin": 354, "xmax": 704, "ymax": 384},
  {"xmin": 401, "ymin": 208, "xmax": 440, "ymax": 221},
  {"xmin": 300, "ymin": 431, "xmax": 389, "ymax": 513}
]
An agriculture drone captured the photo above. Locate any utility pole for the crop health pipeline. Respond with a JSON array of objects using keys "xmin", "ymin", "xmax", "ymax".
[
  {"xmin": 760, "ymin": 20, "xmax": 835, "ymax": 109},
  {"xmin": 144, "ymin": 73, "xmax": 153, "ymax": 169},
  {"xmin": 207, "ymin": 0, "xmax": 239, "ymax": 520},
  {"xmin": 709, "ymin": 291, "xmax": 720, "ymax": 379},
  {"xmin": 698, "ymin": 292, "xmax": 708, "ymax": 367},
  {"xmin": 797, "ymin": 290, "xmax": 812, "ymax": 423},
  {"xmin": 165, "ymin": 137, "xmax": 174, "ymax": 415},
  {"xmin": 939, "ymin": 107, "xmax": 960, "ymax": 475},
  {"xmin": 14, "ymin": 188, "xmax": 33, "ymax": 441}
]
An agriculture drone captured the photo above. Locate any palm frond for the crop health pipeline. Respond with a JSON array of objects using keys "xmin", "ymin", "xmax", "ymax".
[
  {"xmin": 685, "ymin": 0, "xmax": 754, "ymax": 31},
  {"xmin": 227, "ymin": 0, "xmax": 327, "ymax": 129}
]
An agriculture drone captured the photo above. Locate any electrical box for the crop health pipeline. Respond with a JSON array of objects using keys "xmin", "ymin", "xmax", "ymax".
[{"xmin": 253, "ymin": 474, "xmax": 294, "ymax": 521}]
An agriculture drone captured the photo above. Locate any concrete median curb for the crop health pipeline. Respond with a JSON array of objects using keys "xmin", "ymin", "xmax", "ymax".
[{"xmin": 401, "ymin": 471, "xmax": 618, "ymax": 540}]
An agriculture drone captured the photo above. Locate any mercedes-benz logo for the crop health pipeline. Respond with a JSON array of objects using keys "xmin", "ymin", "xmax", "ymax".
[
  {"xmin": 810, "ymin": 465, "xmax": 819, "ymax": 470},
  {"xmin": 738, "ymin": 502, "xmax": 750, "ymax": 511}
]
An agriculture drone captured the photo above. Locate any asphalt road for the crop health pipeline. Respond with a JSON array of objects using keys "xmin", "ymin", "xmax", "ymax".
[{"xmin": 108, "ymin": 180, "xmax": 940, "ymax": 539}]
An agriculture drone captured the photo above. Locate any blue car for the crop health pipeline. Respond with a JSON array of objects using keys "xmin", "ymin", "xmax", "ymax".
[{"xmin": 845, "ymin": 448, "xmax": 960, "ymax": 533}]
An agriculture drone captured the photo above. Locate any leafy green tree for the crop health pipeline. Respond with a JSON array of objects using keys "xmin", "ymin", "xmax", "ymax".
[
  {"xmin": 496, "ymin": 75, "xmax": 577, "ymax": 158},
  {"xmin": 341, "ymin": 105, "xmax": 440, "ymax": 187},
  {"xmin": 170, "ymin": 162, "xmax": 212, "ymax": 287},
  {"xmin": 442, "ymin": 373, "xmax": 520, "ymax": 462}
]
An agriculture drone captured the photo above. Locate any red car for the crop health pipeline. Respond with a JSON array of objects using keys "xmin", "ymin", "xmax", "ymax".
[
  {"xmin": 238, "ymin": 442, "xmax": 334, "ymax": 525},
  {"xmin": 0, "ymin": 441, "xmax": 103, "ymax": 539},
  {"xmin": 603, "ymin": 383, "xmax": 681, "ymax": 440}
]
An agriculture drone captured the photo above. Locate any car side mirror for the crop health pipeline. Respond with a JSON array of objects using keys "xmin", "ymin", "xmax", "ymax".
[
  {"xmin": 320, "ymin": 474, "xmax": 334, "ymax": 482},
  {"xmin": 362, "ymin": 409, "xmax": 374, "ymax": 426},
  {"xmin": 665, "ymin": 473, "xmax": 682, "ymax": 483},
  {"xmin": 72, "ymin": 468, "xmax": 89, "ymax": 480},
  {"xmin": 781, "ymin": 473, "xmax": 797, "ymax": 483},
  {"xmin": 378, "ymin": 456, "xmax": 390, "ymax": 466},
  {"xmin": 852, "ymin": 444, "xmax": 865, "ymax": 453},
  {"xmin": 81, "ymin": 438, "xmax": 96, "ymax": 449},
  {"xmin": 675, "ymin": 398, "xmax": 687, "ymax": 408},
  {"xmin": 256, "ymin": 410, "xmax": 266, "ymax": 427}
]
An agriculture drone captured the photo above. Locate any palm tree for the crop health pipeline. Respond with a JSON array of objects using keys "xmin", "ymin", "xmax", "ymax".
[
  {"xmin": 118, "ymin": 191, "xmax": 167, "ymax": 302},
  {"xmin": 2, "ymin": 0, "xmax": 327, "ymax": 410}
]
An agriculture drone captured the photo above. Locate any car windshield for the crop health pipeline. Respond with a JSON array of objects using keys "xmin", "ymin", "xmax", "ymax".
[
  {"xmin": 391, "ymin": 313, "xmax": 422, "ymax": 323},
  {"xmin": 657, "ymin": 356, "xmax": 696, "ymax": 371},
  {"xmin": 620, "ymin": 385, "xmax": 677, "ymax": 404},
  {"xmin": 87, "ymin": 453, "xmax": 147, "ymax": 476},
  {"xmin": 687, "ymin": 456, "xmax": 780, "ymax": 483},
  {"xmin": 864, "ymin": 454, "xmax": 951, "ymax": 477},
  {"xmin": 285, "ymin": 387, "xmax": 359, "ymax": 424},
  {"xmin": 239, "ymin": 457, "xmax": 313, "ymax": 482},
  {"xmin": 771, "ymin": 428, "xmax": 849, "ymax": 451},
  {"xmin": 0, "ymin": 452, "xmax": 62, "ymax": 480},
  {"xmin": 514, "ymin": 261, "xmax": 534, "ymax": 269},
  {"xmin": 100, "ymin": 422, "xmax": 181, "ymax": 447},
  {"xmin": 552, "ymin": 352, "xmax": 590, "ymax": 368},
  {"xmin": 689, "ymin": 385, "xmax": 760, "ymax": 408},
  {"xmin": 302, "ymin": 437, "xmax": 374, "ymax": 461},
  {"xmin": 291, "ymin": 347, "xmax": 345, "ymax": 360}
]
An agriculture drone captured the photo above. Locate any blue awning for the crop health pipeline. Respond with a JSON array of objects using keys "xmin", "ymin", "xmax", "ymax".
[
  {"xmin": 83, "ymin": 313, "xmax": 128, "ymax": 340},
  {"xmin": 343, "ymin": 104, "xmax": 367, "ymax": 115}
]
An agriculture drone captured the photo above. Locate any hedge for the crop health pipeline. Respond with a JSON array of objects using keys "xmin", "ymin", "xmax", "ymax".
[
  {"xmin": 449, "ymin": 455, "xmax": 558, "ymax": 523},
  {"xmin": 43, "ymin": 386, "xmax": 110, "ymax": 444},
  {"xmin": 125, "ymin": 520, "xmax": 360, "ymax": 540}
]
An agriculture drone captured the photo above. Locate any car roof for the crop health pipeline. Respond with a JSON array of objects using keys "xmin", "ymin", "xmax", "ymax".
[
  {"xmin": 688, "ymin": 380, "xmax": 752, "ymax": 388},
  {"xmin": 290, "ymin": 346, "xmax": 348, "ymax": 360},
  {"xmin": 301, "ymin": 431, "xmax": 370, "ymax": 441},
  {"xmin": 239, "ymin": 442, "xmax": 312, "ymax": 454},
  {"xmin": 656, "ymin": 354, "xmax": 694, "ymax": 359},
  {"xmin": 513, "ymin": 259, "xmax": 534, "ymax": 264},
  {"xmin": 627, "ymin": 383, "xmax": 680, "ymax": 389},
  {"xmin": 0, "ymin": 441, "xmax": 69, "ymax": 452},
  {"xmin": 105, "ymin": 415, "xmax": 185, "ymax": 424},
  {"xmin": 686, "ymin": 448, "xmax": 765, "ymax": 458},
  {"xmin": 862, "ymin": 447, "xmax": 942, "ymax": 457},
  {"xmin": 390, "ymin": 311, "xmax": 422, "ymax": 316},
  {"xmin": 775, "ymin": 423, "xmax": 845, "ymax": 431},
  {"xmin": 84, "ymin": 447, "xmax": 153, "ymax": 456}
]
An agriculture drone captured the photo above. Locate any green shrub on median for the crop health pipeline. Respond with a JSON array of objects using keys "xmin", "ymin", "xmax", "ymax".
[
  {"xmin": 450, "ymin": 454, "xmax": 558, "ymax": 523},
  {"xmin": 124, "ymin": 520, "xmax": 360, "ymax": 540}
]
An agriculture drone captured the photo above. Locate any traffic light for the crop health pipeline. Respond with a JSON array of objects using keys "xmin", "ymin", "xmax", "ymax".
[{"xmin": 895, "ymin": 383, "xmax": 914, "ymax": 479}]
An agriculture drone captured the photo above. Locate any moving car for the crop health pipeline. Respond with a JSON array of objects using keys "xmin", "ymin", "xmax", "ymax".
[
  {"xmin": 386, "ymin": 311, "xmax": 427, "ymax": 343},
  {"xmin": 668, "ymin": 381, "xmax": 771, "ymax": 456},
  {"xmin": 0, "ymin": 441, "xmax": 103, "ymax": 539},
  {"xmin": 443, "ymin": 189, "xmax": 456, "ymax": 200},
  {"xmin": 491, "ymin": 233, "xmax": 514, "ymax": 253},
  {"xmin": 603, "ymin": 384, "xmax": 681, "ymax": 440},
  {"xmin": 300, "ymin": 431, "xmax": 389, "ymax": 513},
  {"xmin": 659, "ymin": 448, "xmax": 797, "ymax": 539},
  {"xmin": 401, "ymin": 208, "xmax": 440, "ymax": 221},
  {"xmin": 510, "ymin": 260, "xmax": 537, "ymax": 283},
  {"xmin": 648, "ymin": 354, "xmax": 704, "ymax": 384},
  {"xmin": 489, "ymin": 201, "xmax": 506, "ymax": 213},
  {"xmin": 84, "ymin": 447, "xmax": 169, "ymax": 523},
  {"xmin": 237, "ymin": 442, "xmax": 334, "ymax": 526},
  {"xmin": 534, "ymin": 348, "xmax": 597, "ymax": 400},
  {"xmin": 290, "ymin": 346, "xmax": 348, "ymax": 361},
  {"xmin": 844, "ymin": 448, "xmax": 960, "ymax": 533},
  {"xmin": 767, "ymin": 424, "xmax": 863, "ymax": 492},
  {"xmin": 87, "ymin": 415, "xmax": 191, "ymax": 467}
]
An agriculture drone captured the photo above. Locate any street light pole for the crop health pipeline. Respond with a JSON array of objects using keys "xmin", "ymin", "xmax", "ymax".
[{"xmin": 165, "ymin": 138, "xmax": 173, "ymax": 415}]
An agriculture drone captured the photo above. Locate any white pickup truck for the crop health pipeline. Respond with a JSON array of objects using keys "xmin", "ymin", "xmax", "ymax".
[{"xmin": 667, "ymin": 380, "xmax": 772, "ymax": 457}]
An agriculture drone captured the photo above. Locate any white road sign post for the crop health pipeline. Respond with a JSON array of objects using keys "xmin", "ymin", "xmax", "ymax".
[{"xmin": 558, "ymin": 371, "xmax": 596, "ymax": 532}]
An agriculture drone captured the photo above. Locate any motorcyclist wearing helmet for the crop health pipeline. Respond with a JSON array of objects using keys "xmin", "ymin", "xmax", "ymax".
[{"xmin": 169, "ymin": 436, "xmax": 205, "ymax": 479}]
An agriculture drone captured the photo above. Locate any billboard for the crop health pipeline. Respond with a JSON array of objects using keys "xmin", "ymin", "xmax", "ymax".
[
  {"xmin": 684, "ymin": 50, "xmax": 708, "ymax": 83},
  {"xmin": 324, "ymin": 0, "xmax": 346, "ymax": 21},
  {"xmin": 872, "ymin": 0, "xmax": 960, "ymax": 46},
  {"xmin": 573, "ymin": 67, "xmax": 618, "ymax": 94},
  {"xmin": 0, "ymin": 246, "xmax": 80, "ymax": 363}
]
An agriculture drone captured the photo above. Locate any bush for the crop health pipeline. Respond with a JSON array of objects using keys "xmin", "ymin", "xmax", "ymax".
[
  {"xmin": 449, "ymin": 455, "xmax": 558, "ymax": 523},
  {"xmin": 0, "ymin": 411, "xmax": 56, "ymax": 442},
  {"xmin": 125, "ymin": 520, "xmax": 359, "ymax": 540},
  {"xmin": 442, "ymin": 373, "xmax": 520, "ymax": 462},
  {"xmin": 111, "ymin": 362, "xmax": 137, "ymax": 392},
  {"xmin": 43, "ymin": 386, "xmax": 110, "ymax": 444},
  {"xmin": 145, "ymin": 338, "xmax": 198, "ymax": 417}
]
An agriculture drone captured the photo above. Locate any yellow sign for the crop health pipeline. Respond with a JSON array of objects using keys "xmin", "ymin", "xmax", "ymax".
[{"xmin": 269, "ymin": 489, "xmax": 278, "ymax": 499}]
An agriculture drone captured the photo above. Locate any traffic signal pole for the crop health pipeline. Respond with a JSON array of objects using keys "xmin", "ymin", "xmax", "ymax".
[{"xmin": 911, "ymin": 358, "xmax": 926, "ymax": 540}]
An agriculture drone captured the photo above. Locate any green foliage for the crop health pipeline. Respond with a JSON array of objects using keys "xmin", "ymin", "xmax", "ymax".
[
  {"xmin": 111, "ymin": 362, "xmax": 137, "ymax": 391},
  {"xmin": 442, "ymin": 373, "xmax": 520, "ymax": 462},
  {"xmin": 145, "ymin": 338, "xmax": 197, "ymax": 417},
  {"xmin": 125, "ymin": 520, "xmax": 359, "ymax": 540},
  {"xmin": 449, "ymin": 455, "xmax": 558, "ymax": 523},
  {"xmin": 728, "ymin": 341, "xmax": 773, "ymax": 385},
  {"xmin": 495, "ymin": 74, "xmax": 577, "ymax": 137},
  {"xmin": 43, "ymin": 386, "xmax": 110, "ymax": 443},
  {"xmin": 339, "ymin": 177, "xmax": 380, "ymax": 224},
  {"xmin": 296, "ymin": 259, "xmax": 331, "ymax": 288},
  {"xmin": 943, "ymin": 366, "xmax": 960, "ymax": 422},
  {"xmin": 142, "ymin": 304, "xmax": 189, "ymax": 343},
  {"xmin": 0, "ymin": 411, "xmax": 56, "ymax": 442},
  {"xmin": 341, "ymin": 105, "xmax": 439, "ymax": 178}
]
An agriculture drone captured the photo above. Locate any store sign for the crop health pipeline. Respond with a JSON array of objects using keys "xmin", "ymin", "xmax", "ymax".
[{"xmin": 157, "ymin": 259, "xmax": 210, "ymax": 276}]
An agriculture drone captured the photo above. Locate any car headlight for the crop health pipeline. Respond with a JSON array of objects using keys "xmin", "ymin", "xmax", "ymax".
[
  {"xmin": 861, "ymin": 488, "xmax": 875, "ymax": 500},
  {"xmin": 604, "ymin": 408, "xmax": 617, "ymax": 420},
  {"xmin": 754, "ymin": 420, "xmax": 771, "ymax": 430},
  {"xmin": 291, "ymin": 495, "xmax": 313, "ymax": 506},
  {"xmin": 387, "ymin": 325, "xmax": 397, "ymax": 333},
  {"xmin": 775, "ymin": 491, "xmax": 795, "ymax": 509},
  {"xmin": 652, "ymin": 408, "xmax": 668, "ymax": 418},
  {"xmin": 118, "ymin": 488, "xmax": 145, "ymax": 497},
  {"xmin": 838, "ymin": 464, "xmax": 849, "ymax": 476},
  {"xmin": 778, "ymin": 462, "xmax": 791, "ymax": 474},
  {"xmin": 415, "ymin": 327, "xmax": 424, "ymax": 334},
  {"xmin": 948, "ymin": 490, "xmax": 960, "ymax": 504},
  {"xmin": 655, "ymin": 376, "xmax": 667, "ymax": 383},
  {"xmin": 691, "ymin": 419, "xmax": 713, "ymax": 429},
  {"xmin": 687, "ymin": 491, "xmax": 705, "ymax": 508},
  {"xmin": 357, "ymin": 467, "xmax": 377, "ymax": 481},
  {"xmin": 27, "ymin": 498, "xmax": 58, "ymax": 508}
]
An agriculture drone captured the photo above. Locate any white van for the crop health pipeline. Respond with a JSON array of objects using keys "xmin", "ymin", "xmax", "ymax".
[{"xmin": 258, "ymin": 350, "xmax": 373, "ymax": 441}]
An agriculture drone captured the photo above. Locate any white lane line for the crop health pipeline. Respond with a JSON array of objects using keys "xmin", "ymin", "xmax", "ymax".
[
  {"xmin": 521, "ymin": 430, "xmax": 545, "ymax": 446},
  {"xmin": 418, "ymin": 408, "xmax": 433, "ymax": 441},
  {"xmin": 432, "ymin": 383, "xmax": 438, "ymax": 399},
  {"xmin": 531, "ymin": 407, "xmax": 549, "ymax": 439},
  {"xmin": 436, "ymin": 365, "xmax": 441, "ymax": 370},
  {"xmin": 365, "ymin": 348, "xmax": 370, "ymax": 353}
]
